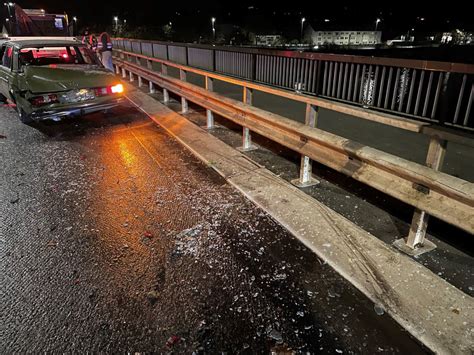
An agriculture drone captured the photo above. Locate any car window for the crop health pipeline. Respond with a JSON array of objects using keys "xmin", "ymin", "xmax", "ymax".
[
  {"xmin": 1, "ymin": 45, "xmax": 13, "ymax": 69},
  {"xmin": 18, "ymin": 46, "xmax": 101, "ymax": 67}
]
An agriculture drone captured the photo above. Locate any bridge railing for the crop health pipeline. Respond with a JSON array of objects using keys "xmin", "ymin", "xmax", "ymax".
[
  {"xmin": 111, "ymin": 40, "xmax": 474, "ymax": 256},
  {"xmin": 112, "ymin": 38, "xmax": 474, "ymax": 132}
]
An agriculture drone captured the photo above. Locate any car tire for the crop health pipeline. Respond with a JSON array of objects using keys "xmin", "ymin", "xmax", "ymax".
[{"xmin": 16, "ymin": 103, "xmax": 33, "ymax": 124}]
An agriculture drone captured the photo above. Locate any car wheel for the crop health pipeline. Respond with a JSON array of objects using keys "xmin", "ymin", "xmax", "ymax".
[{"xmin": 16, "ymin": 103, "xmax": 33, "ymax": 124}]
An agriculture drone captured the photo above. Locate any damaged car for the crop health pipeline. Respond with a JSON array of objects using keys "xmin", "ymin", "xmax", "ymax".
[{"xmin": 0, "ymin": 38, "xmax": 124, "ymax": 123}]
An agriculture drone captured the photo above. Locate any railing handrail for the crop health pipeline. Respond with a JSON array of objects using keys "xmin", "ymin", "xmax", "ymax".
[{"xmin": 113, "ymin": 37, "xmax": 474, "ymax": 74}]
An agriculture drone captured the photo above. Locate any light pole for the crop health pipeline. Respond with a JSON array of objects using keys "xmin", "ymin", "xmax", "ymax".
[
  {"xmin": 114, "ymin": 16, "xmax": 118, "ymax": 34},
  {"xmin": 300, "ymin": 17, "xmax": 306, "ymax": 43},
  {"xmin": 375, "ymin": 18, "xmax": 381, "ymax": 31},
  {"xmin": 211, "ymin": 17, "xmax": 216, "ymax": 41}
]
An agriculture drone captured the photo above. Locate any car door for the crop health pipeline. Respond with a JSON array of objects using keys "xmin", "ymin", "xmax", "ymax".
[{"xmin": 0, "ymin": 44, "xmax": 14, "ymax": 98}]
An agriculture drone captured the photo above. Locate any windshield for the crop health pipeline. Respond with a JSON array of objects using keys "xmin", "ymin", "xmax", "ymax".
[{"xmin": 18, "ymin": 46, "xmax": 101, "ymax": 68}]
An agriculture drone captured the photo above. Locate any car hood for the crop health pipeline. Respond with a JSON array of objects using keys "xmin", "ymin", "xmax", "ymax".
[{"xmin": 23, "ymin": 65, "xmax": 118, "ymax": 94}]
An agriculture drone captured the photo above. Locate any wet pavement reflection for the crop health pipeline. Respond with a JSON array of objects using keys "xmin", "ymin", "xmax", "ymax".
[{"xmin": 1, "ymin": 105, "xmax": 427, "ymax": 353}]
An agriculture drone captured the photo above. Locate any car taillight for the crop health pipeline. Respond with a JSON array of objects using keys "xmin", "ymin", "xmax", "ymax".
[
  {"xmin": 29, "ymin": 94, "xmax": 59, "ymax": 106},
  {"xmin": 94, "ymin": 84, "xmax": 124, "ymax": 97},
  {"xmin": 95, "ymin": 87, "xmax": 109, "ymax": 96},
  {"xmin": 111, "ymin": 84, "xmax": 124, "ymax": 94}
]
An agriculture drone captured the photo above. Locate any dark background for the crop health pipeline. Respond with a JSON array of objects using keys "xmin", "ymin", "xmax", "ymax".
[{"xmin": 4, "ymin": 0, "xmax": 474, "ymax": 39}]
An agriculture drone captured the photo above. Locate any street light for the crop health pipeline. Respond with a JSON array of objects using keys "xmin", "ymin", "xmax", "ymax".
[
  {"xmin": 113, "ymin": 16, "xmax": 119, "ymax": 34},
  {"xmin": 73, "ymin": 16, "xmax": 77, "ymax": 22},
  {"xmin": 375, "ymin": 18, "xmax": 381, "ymax": 31},
  {"xmin": 300, "ymin": 17, "xmax": 306, "ymax": 43},
  {"xmin": 211, "ymin": 17, "xmax": 216, "ymax": 41}
]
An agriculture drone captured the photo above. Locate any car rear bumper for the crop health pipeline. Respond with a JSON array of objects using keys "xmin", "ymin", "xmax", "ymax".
[{"xmin": 30, "ymin": 98, "xmax": 124, "ymax": 121}]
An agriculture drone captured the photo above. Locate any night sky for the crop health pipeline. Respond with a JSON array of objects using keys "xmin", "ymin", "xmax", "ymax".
[{"xmin": 5, "ymin": 0, "xmax": 474, "ymax": 36}]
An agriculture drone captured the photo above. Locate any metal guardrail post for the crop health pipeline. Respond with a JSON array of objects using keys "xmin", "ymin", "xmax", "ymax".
[
  {"xmin": 146, "ymin": 58, "xmax": 155, "ymax": 93},
  {"xmin": 121, "ymin": 67, "xmax": 127, "ymax": 79},
  {"xmin": 115, "ymin": 64, "xmax": 120, "ymax": 75},
  {"xmin": 394, "ymin": 136, "xmax": 447, "ymax": 255},
  {"xmin": 161, "ymin": 64, "xmax": 169, "ymax": 103},
  {"xmin": 237, "ymin": 87, "xmax": 258, "ymax": 152},
  {"xmin": 149, "ymin": 80, "xmax": 156, "ymax": 94},
  {"xmin": 129, "ymin": 70, "xmax": 134, "ymax": 82},
  {"xmin": 203, "ymin": 76, "xmax": 215, "ymax": 129},
  {"xmin": 291, "ymin": 104, "xmax": 320, "ymax": 188},
  {"xmin": 179, "ymin": 69, "xmax": 188, "ymax": 113}
]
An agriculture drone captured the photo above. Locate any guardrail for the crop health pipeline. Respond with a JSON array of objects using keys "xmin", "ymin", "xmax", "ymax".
[
  {"xmin": 112, "ymin": 38, "xmax": 474, "ymax": 132},
  {"xmin": 112, "ymin": 47, "xmax": 474, "ymax": 256}
]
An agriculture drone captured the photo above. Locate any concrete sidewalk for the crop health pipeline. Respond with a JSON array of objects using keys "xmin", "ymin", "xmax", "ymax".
[{"xmin": 125, "ymin": 83, "xmax": 473, "ymax": 354}]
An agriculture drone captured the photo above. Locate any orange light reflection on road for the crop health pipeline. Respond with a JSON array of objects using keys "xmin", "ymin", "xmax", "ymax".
[{"xmin": 119, "ymin": 141, "xmax": 135, "ymax": 167}]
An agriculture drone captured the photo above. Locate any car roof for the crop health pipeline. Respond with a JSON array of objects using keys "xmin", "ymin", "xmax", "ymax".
[{"xmin": 4, "ymin": 38, "xmax": 84, "ymax": 49}]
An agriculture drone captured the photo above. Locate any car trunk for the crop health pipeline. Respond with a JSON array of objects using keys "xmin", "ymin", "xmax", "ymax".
[{"xmin": 23, "ymin": 65, "xmax": 118, "ymax": 94}]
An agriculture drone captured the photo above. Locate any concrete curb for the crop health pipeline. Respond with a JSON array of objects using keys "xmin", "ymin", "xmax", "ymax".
[{"xmin": 124, "ymin": 84, "xmax": 473, "ymax": 354}]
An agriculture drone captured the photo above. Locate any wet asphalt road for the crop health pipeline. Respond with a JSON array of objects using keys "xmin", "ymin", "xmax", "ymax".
[{"xmin": 0, "ymin": 104, "xmax": 427, "ymax": 353}]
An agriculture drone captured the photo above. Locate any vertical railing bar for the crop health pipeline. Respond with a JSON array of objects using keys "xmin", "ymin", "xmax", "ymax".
[
  {"xmin": 358, "ymin": 64, "xmax": 366, "ymax": 103},
  {"xmin": 431, "ymin": 72, "xmax": 444, "ymax": 119},
  {"xmin": 276, "ymin": 57, "xmax": 282, "ymax": 86},
  {"xmin": 372, "ymin": 65, "xmax": 380, "ymax": 106},
  {"xmin": 313, "ymin": 60, "xmax": 320, "ymax": 94},
  {"xmin": 306, "ymin": 59, "xmax": 313, "ymax": 92},
  {"xmin": 377, "ymin": 66, "xmax": 386, "ymax": 107},
  {"xmin": 296, "ymin": 58, "xmax": 300, "ymax": 89},
  {"xmin": 341, "ymin": 63, "xmax": 348, "ymax": 99},
  {"xmin": 296, "ymin": 59, "xmax": 302, "ymax": 88},
  {"xmin": 366, "ymin": 65, "xmax": 373, "ymax": 105},
  {"xmin": 384, "ymin": 67, "xmax": 393, "ymax": 109},
  {"xmin": 398, "ymin": 68, "xmax": 409, "ymax": 112},
  {"xmin": 268, "ymin": 55, "xmax": 272, "ymax": 83},
  {"xmin": 462, "ymin": 84, "xmax": 473, "ymax": 126},
  {"xmin": 406, "ymin": 69, "xmax": 417, "ymax": 113},
  {"xmin": 304, "ymin": 59, "xmax": 310, "ymax": 92},
  {"xmin": 352, "ymin": 64, "xmax": 360, "ymax": 102},
  {"xmin": 453, "ymin": 74, "xmax": 467, "ymax": 124},
  {"xmin": 423, "ymin": 71, "xmax": 434, "ymax": 117},
  {"xmin": 348, "ymin": 63, "xmax": 354, "ymax": 101},
  {"xmin": 322, "ymin": 62, "xmax": 328, "ymax": 95},
  {"xmin": 328, "ymin": 62, "xmax": 334, "ymax": 96},
  {"xmin": 265, "ymin": 55, "xmax": 270, "ymax": 83},
  {"xmin": 414, "ymin": 70, "xmax": 425, "ymax": 116},
  {"xmin": 291, "ymin": 58, "xmax": 296, "ymax": 88},
  {"xmin": 337, "ymin": 62, "xmax": 343, "ymax": 98},
  {"xmin": 289, "ymin": 57, "xmax": 294, "ymax": 88},
  {"xmin": 331, "ymin": 62, "xmax": 338, "ymax": 97},
  {"xmin": 391, "ymin": 67, "xmax": 401, "ymax": 110},
  {"xmin": 274, "ymin": 56, "xmax": 280, "ymax": 86},
  {"xmin": 273, "ymin": 56, "xmax": 280, "ymax": 86}
]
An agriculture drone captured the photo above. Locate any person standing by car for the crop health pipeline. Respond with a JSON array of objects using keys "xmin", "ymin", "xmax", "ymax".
[
  {"xmin": 98, "ymin": 32, "xmax": 113, "ymax": 71},
  {"xmin": 82, "ymin": 29, "xmax": 99, "ymax": 58}
]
